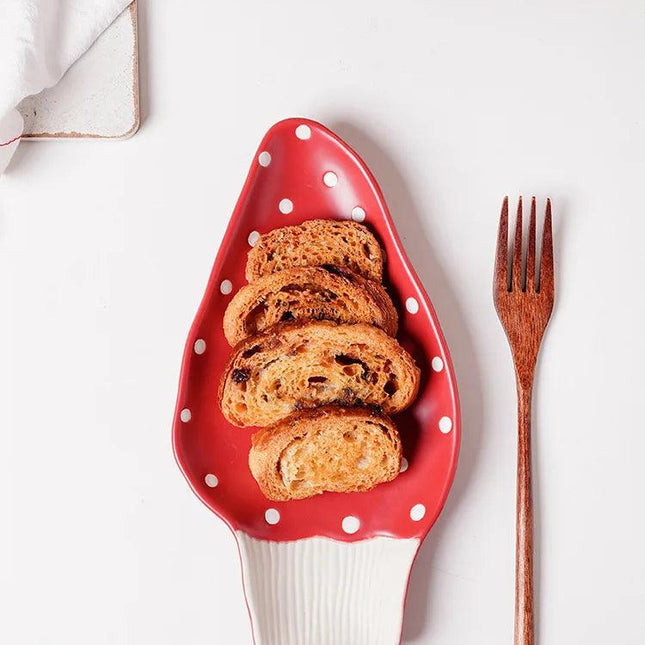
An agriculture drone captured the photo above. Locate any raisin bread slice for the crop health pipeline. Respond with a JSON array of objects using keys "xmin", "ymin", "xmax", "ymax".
[
  {"xmin": 245, "ymin": 219, "xmax": 384, "ymax": 282},
  {"xmin": 219, "ymin": 321, "xmax": 420, "ymax": 427},
  {"xmin": 249, "ymin": 407, "xmax": 402, "ymax": 501},
  {"xmin": 223, "ymin": 265, "xmax": 398, "ymax": 345}
]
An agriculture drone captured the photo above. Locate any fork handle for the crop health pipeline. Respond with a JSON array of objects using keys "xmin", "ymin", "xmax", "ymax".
[{"xmin": 515, "ymin": 384, "xmax": 534, "ymax": 645}]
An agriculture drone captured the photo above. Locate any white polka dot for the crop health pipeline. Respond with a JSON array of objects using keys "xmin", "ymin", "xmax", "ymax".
[
  {"xmin": 342, "ymin": 516, "xmax": 360, "ymax": 534},
  {"xmin": 351, "ymin": 206, "xmax": 366, "ymax": 222},
  {"xmin": 295, "ymin": 124, "xmax": 311, "ymax": 140},
  {"xmin": 220, "ymin": 279, "xmax": 233, "ymax": 295},
  {"xmin": 265, "ymin": 508, "xmax": 280, "ymax": 525},
  {"xmin": 279, "ymin": 198, "xmax": 293, "ymax": 214},
  {"xmin": 194, "ymin": 339, "xmax": 206, "ymax": 355},
  {"xmin": 205, "ymin": 474, "xmax": 218, "ymax": 487},
  {"xmin": 248, "ymin": 230, "xmax": 260, "ymax": 247},
  {"xmin": 439, "ymin": 416, "xmax": 453, "ymax": 434},
  {"xmin": 258, "ymin": 151, "xmax": 271, "ymax": 167},
  {"xmin": 400, "ymin": 457, "xmax": 409, "ymax": 473},
  {"xmin": 405, "ymin": 297, "xmax": 419, "ymax": 314},
  {"xmin": 180, "ymin": 408, "xmax": 191, "ymax": 422},
  {"xmin": 410, "ymin": 503, "xmax": 426, "ymax": 521},
  {"xmin": 431, "ymin": 356, "xmax": 444, "ymax": 372},
  {"xmin": 323, "ymin": 171, "xmax": 338, "ymax": 187}
]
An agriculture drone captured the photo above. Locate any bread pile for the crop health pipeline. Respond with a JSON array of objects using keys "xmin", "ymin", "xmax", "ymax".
[{"xmin": 219, "ymin": 219, "xmax": 420, "ymax": 501}]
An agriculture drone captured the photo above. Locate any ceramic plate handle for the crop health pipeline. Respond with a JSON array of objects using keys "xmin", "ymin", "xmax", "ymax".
[{"xmin": 237, "ymin": 533, "xmax": 420, "ymax": 645}]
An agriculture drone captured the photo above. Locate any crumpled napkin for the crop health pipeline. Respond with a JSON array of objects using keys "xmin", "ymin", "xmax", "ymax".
[{"xmin": 0, "ymin": 0, "xmax": 131, "ymax": 173}]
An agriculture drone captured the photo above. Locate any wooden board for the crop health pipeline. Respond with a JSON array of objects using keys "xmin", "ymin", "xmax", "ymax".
[{"xmin": 18, "ymin": 2, "xmax": 139, "ymax": 140}]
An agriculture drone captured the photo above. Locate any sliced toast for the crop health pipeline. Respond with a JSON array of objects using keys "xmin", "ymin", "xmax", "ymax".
[
  {"xmin": 245, "ymin": 219, "xmax": 384, "ymax": 283},
  {"xmin": 249, "ymin": 407, "xmax": 402, "ymax": 501},
  {"xmin": 219, "ymin": 320, "xmax": 420, "ymax": 427},
  {"xmin": 223, "ymin": 265, "xmax": 398, "ymax": 345}
]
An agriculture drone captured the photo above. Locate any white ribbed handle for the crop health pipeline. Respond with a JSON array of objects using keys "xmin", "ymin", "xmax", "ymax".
[{"xmin": 236, "ymin": 532, "xmax": 420, "ymax": 645}]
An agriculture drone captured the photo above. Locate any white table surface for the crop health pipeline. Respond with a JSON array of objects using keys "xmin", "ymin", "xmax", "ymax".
[{"xmin": 2, "ymin": 1, "xmax": 644, "ymax": 643}]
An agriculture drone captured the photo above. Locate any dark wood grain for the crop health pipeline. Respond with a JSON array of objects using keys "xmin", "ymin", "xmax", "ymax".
[
  {"xmin": 494, "ymin": 197, "xmax": 554, "ymax": 645},
  {"xmin": 515, "ymin": 384, "xmax": 534, "ymax": 644}
]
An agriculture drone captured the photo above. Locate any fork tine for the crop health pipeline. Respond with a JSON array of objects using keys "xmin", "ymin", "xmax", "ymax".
[
  {"xmin": 539, "ymin": 198, "xmax": 554, "ymax": 294},
  {"xmin": 494, "ymin": 197, "xmax": 509, "ymax": 293},
  {"xmin": 526, "ymin": 197, "xmax": 537, "ymax": 291},
  {"xmin": 512, "ymin": 197, "xmax": 523, "ymax": 292}
]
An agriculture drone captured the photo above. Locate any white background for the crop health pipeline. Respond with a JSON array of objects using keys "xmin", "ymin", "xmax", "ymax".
[{"xmin": 2, "ymin": 1, "xmax": 644, "ymax": 643}]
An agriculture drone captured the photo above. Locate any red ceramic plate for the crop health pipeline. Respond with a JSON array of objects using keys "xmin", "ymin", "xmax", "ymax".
[{"xmin": 172, "ymin": 118, "xmax": 460, "ymax": 644}]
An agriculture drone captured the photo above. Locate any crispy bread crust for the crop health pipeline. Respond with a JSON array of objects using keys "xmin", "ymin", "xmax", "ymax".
[
  {"xmin": 249, "ymin": 407, "xmax": 402, "ymax": 500},
  {"xmin": 223, "ymin": 265, "xmax": 398, "ymax": 345},
  {"xmin": 245, "ymin": 219, "xmax": 384, "ymax": 282},
  {"xmin": 219, "ymin": 320, "xmax": 420, "ymax": 427}
]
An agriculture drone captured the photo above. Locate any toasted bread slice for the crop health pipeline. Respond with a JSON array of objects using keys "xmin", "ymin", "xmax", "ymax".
[
  {"xmin": 249, "ymin": 407, "xmax": 402, "ymax": 500},
  {"xmin": 245, "ymin": 219, "xmax": 384, "ymax": 282},
  {"xmin": 223, "ymin": 265, "xmax": 398, "ymax": 345},
  {"xmin": 219, "ymin": 321, "xmax": 420, "ymax": 427}
]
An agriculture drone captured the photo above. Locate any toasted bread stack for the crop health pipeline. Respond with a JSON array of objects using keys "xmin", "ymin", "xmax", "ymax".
[{"xmin": 219, "ymin": 220, "xmax": 420, "ymax": 501}]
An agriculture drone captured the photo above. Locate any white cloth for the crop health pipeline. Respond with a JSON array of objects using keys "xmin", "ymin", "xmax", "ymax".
[{"xmin": 0, "ymin": 0, "xmax": 131, "ymax": 173}]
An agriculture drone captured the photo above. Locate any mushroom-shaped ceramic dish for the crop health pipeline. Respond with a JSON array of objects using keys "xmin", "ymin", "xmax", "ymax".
[{"xmin": 172, "ymin": 118, "xmax": 460, "ymax": 645}]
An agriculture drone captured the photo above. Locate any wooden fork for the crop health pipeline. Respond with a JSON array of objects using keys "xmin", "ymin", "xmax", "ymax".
[{"xmin": 494, "ymin": 196, "xmax": 555, "ymax": 645}]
